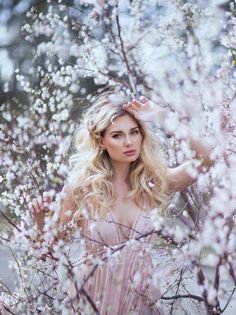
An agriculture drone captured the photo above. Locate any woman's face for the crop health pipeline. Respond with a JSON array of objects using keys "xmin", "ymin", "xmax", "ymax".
[{"xmin": 100, "ymin": 114, "xmax": 143, "ymax": 163}]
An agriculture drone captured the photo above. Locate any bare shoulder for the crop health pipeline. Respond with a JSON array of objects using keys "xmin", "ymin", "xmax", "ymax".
[{"xmin": 166, "ymin": 160, "xmax": 198, "ymax": 193}]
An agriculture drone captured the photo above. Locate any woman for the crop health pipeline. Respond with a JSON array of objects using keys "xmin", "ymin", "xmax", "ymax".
[{"xmin": 29, "ymin": 91, "xmax": 214, "ymax": 314}]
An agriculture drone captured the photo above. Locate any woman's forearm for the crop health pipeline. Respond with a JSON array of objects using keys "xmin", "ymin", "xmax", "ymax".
[
  {"xmin": 182, "ymin": 131, "xmax": 214, "ymax": 169},
  {"xmin": 152, "ymin": 109, "xmax": 215, "ymax": 169}
]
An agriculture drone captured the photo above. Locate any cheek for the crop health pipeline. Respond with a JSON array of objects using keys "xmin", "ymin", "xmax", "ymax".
[
  {"xmin": 136, "ymin": 135, "xmax": 143, "ymax": 147},
  {"xmin": 105, "ymin": 140, "xmax": 122, "ymax": 152}
]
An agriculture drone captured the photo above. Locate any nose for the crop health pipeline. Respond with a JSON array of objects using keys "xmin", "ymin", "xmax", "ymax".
[{"xmin": 124, "ymin": 135, "xmax": 133, "ymax": 146}]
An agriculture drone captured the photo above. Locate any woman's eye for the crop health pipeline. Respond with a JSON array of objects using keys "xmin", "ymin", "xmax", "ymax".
[
  {"xmin": 112, "ymin": 130, "xmax": 139, "ymax": 138},
  {"xmin": 112, "ymin": 134, "xmax": 121, "ymax": 139}
]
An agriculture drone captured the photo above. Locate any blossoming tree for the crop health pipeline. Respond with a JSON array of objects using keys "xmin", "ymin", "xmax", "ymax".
[{"xmin": 0, "ymin": 0, "xmax": 236, "ymax": 314}]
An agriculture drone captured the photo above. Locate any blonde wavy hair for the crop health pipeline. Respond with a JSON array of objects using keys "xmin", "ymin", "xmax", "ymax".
[{"xmin": 68, "ymin": 91, "xmax": 172, "ymax": 220}]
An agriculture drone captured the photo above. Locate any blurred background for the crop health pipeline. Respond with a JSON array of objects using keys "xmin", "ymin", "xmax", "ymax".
[
  {"xmin": 1, "ymin": 0, "xmax": 41, "ymax": 105},
  {"xmin": 0, "ymin": 0, "xmax": 39, "ymax": 290},
  {"xmin": 0, "ymin": 1, "xmax": 236, "ymax": 313}
]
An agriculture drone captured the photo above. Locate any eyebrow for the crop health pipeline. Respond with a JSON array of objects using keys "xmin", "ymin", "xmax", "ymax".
[{"xmin": 110, "ymin": 126, "xmax": 139, "ymax": 134}]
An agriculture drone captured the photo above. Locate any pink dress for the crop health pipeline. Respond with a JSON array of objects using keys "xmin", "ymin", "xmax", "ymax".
[{"xmin": 70, "ymin": 208, "xmax": 163, "ymax": 315}]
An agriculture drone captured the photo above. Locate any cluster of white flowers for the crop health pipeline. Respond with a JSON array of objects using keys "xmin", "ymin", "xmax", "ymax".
[{"xmin": 1, "ymin": 0, "xmax": 236, "ymax": 314}]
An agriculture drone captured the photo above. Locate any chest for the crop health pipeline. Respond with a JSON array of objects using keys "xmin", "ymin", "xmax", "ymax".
[
  {"xmin": 110, "ymin": 199, "xmax": 140, "ymax": 229},
  {"xmin": 84, "ymin": 205, "xmax": 155, "ymax": 253}
]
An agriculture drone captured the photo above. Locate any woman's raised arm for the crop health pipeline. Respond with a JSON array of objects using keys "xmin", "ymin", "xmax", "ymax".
[{"xmin": 123, "ymin": 96, "xmax": 215, "ymax": 193}]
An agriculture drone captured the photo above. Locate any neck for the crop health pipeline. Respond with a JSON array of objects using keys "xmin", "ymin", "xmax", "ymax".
[{"xmin": 110, "ymin": 160, "xmax": 131, "ymax": 184}]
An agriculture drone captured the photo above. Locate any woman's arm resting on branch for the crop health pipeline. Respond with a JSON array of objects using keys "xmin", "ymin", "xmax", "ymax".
[
  {"xmin": 123, "ymin": 96, "xmax": 215, "ymax": 193},
  {"xmin": 166, "ymin": 132, "xmax": 214, "ymax": 192},
  {"xmin": 29, "ymin": 183, "xmax": 84, "ymax": 260}
]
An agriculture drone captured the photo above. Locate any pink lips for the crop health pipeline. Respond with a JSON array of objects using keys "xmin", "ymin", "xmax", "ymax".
[{"xmin": 123, "ymin": 150, "xmax": 136, "ymax": 156}]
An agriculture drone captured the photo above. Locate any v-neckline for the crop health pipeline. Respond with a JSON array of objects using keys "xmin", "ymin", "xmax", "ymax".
[{"xmin": 109, "ymin": 208, "xmax": 141, "ymax": 239}]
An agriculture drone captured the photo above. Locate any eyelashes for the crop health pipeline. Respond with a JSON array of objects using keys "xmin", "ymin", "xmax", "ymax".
[{"xmin": 112, "ymin": 130, "xmax": 140, "ymax": 139}]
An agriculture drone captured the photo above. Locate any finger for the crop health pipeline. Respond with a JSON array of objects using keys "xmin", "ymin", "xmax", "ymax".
[
  {"xmin": 131, "ymin": 99, "xmax": 145, "ymax": 108},
  {"xmin": 32, "ymin": 197, "xmax": 43, "ymax": 213},
  {"xmin": 127, "ymin": 102, "xmax": 140, "ymax": 111},
  {"xmin": 43, "ymin": 191, "xmax": 52, "ymax": 206},
  {"xmin": 123, "ymin": 106, "xmax": 137, "ymax": 117},
  {"xmin": 140, "ymin": 96, "xmax": 148, "ymax": 103},
  {"xmin": 28, "ymin": 202, "xmax": 35, "ymax": 214},
  {"xmin": 38, "ymin": 196, "xmax": 48, "ymax": 212},
  {"xmin": 31, "ymin": 198, "xmax": 40, "ymax": 213},
  {"xmin": 123, "ymin": 102, "xmax": 135, "ymax": 111}
]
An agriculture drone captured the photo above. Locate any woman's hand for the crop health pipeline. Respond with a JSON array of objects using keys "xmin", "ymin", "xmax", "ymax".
[
  {"xmin": 123, "ymin": 96, "xmax": 168, "ymax": 124},
  {"xmin": 29, "ymin": 192, "xmax": 52, "ymax": 231}
]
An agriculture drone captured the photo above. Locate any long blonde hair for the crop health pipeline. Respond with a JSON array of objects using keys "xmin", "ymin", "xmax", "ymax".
[{"xmin": 68, "ymin": 91, "xmax": 171, "ymax": 220}]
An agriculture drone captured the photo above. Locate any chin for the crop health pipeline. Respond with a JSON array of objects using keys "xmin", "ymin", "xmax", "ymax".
[{"xmin": 123, "ymin": 155, "xmax": 139, "ymax": 162}]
